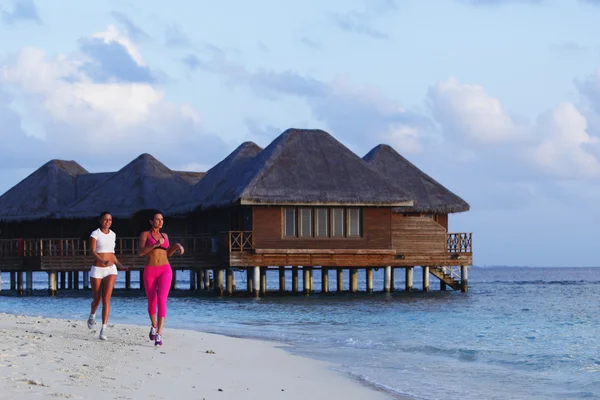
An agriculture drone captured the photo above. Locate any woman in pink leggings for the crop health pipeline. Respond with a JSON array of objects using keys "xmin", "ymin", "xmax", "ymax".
[{"xmin": 138, "ymin": 210, "xmax": 185, "ymax": 347}]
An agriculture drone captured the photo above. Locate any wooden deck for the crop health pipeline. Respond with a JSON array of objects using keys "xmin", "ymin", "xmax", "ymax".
[{"xmin": 0, "ymin": 231, "xmax": 472, "ymax": 271}]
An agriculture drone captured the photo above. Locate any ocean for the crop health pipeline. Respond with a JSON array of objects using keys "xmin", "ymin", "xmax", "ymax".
[{"xmin": 1, "ymin": 266, "xmax": 599, "ymax": 400}]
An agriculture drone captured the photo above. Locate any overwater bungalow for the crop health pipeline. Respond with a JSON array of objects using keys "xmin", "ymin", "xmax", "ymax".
[{"xmin": 0, "ymin": 128, "xmax": 472, "ymax": 296}]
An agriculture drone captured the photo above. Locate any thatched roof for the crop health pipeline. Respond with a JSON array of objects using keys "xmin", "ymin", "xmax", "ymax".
[
  {"xmin": 168, "ymin": 141, "xmax": 263, "ymax": 214},
  {"xmin": 59, "ymin": 153, "xmax": 197, "ymax": 219},
  {"xmin": 175, "ymin": 171, "xmax": 206, "ymax": 185},
  {"xmin": 170, "ymin": 129, "xmax": 414, "ymax": 212},
  {"xmin": 75, "ymin": 172, "xmax": 114, "ymax": 198},
  {"xmin": 0, "ymin": 160, "xmax": 89, "ymax": 221},
  {"xmin": 363, "ymin": 144, "xmax": 470, "ymax": 214}
]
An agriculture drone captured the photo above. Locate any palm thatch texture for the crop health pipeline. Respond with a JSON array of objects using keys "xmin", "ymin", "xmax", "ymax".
[
  {"xmin": 168, "ymin": 141, "xmax": 264, "ymax": 214},
  {"xmin": 363, "ymin": 144, "xmax": 470, "ymax": 214},
  {"xmin": 169, "ymin": 128, "xmax": 414, "ymax": 214},
  {"xmin": 0, "ymin": 160, "xmax": 88, "ymax": 222},
  {"xmin": 59, "ymin": 153, "xmax": 199, "ymax": 219}
]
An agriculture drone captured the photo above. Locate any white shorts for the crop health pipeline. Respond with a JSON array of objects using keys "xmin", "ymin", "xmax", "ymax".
[{"xmin": 90, "ymin": 265, "xmax": 118, "ymax": 279}]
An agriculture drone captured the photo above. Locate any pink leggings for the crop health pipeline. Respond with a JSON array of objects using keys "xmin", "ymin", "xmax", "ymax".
[{"xmin": 143, "ymin": 264, "xmax": 172, "ymax": 318}]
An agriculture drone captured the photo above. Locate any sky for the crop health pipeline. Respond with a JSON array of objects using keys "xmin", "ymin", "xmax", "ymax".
[{"xmin": 1, "ymin": 0, "xmax": 600, "ymax": 267}]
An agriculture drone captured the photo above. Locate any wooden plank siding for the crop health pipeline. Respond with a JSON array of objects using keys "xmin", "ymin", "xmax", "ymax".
[
  {"xmin": 252, "ymin": 206, "xmax": 392, "ymax": 250},
  {"xmin": 391, "ymin": 214, "xmax": 447, "ymax": 254}
]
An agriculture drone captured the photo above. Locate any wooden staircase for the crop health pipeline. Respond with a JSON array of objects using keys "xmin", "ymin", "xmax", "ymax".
[{"xmin": 429, "ymin": 266, "xmax": 461, "ymax": 290}]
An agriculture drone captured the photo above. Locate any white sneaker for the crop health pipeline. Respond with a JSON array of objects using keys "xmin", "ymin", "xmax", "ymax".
[
  {"xmin": 87, "ymin": 315, "xmax": 95, "ymax": 329},
  {"xmin": 99, "ymin": 327, "xmax": 107, "ymax": 340}
]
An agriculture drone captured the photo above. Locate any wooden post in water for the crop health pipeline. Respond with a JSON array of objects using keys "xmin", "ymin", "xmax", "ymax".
[
  {"xmin": 10, "ymin": 272, "xmax": 15, "ymax": 291},
  {"xmin": 0, "ymin": 270, "xmax": 2, "ymax": 294},
  {"xmin": 139, "ymin": 270, "xmax": 145, "ymax": 291},
  {"xmin": 292, "ymin": 267, "xmax": 298, "ymax": 293},
  {"xmin": 366, "ymin": 268, "xmax": 373, "ymax": 293},
  {"xmin": 48, "ymin": 271, "xmax": 57, "ymax": 296},
  {"xmin": 216, "ymin": 269, "xmax": 224, "ymax": 296},
  {"xmin": 226, "ymin": 269, "xmax": 233, "ymax": 295},
  {"xmin": 405, "ymin": 267, "xmax": 413, "ymax": 291},
  {"xmin": 247, "ymin": 268, "xmax": 253, "ymax": 293},
  {"xmin": 83, "ymin": 271, "xmax": 89, "ymax": 290},
  {"xmin": 60, "ymin": 272, "xmax": 66, "ymax": 290},
  {"xmin": 321, "ymin": 268, "xmax": 329, "ymax": 293},
  {"xmin": 384, "ymin": 266, "xmax": 391, "ymax": 293},
  {"xmin": 252, "ymin": 266, "xmax": 260, "ymax": 298},
  {"xmin": 17, "ymin": 272, "xmax": 23, "ymax": 295},
  {"xmin": 74, "ymin": 271, "xmax": 79, "ymax": 290},
  {"xmin": 197, "ymin": 270, "xmax": 203, "ymax": 291},
  {"xmin": 422, "ymin": 266, "xmax": 430, "ymax": 292},
  {"xmin": 461, "ymin": 266, "xmax": 468, "ymax": 293},
  {"xmin": 125, "ymin": 271, "xmax": 131, "ymax": 289},
  {"xmin": 260, "ymin": 268, "xmax": 267, "ymax": 296},
  {"xmin": 303, "ymin": 267, "xmax": 310, "ymax": 295},
  {"xmin": 279, "ymin": 267, "xmax": 285, "ymax": 293},
  {"xmin": 26, "ymin": 271, "xmax": 33, "ymax": 295},
  {"xmin": 204, "ymin": 269, "xmax": 210, "ymax": 290},
  {"xmin": 171, "ymin": 269, "xmax": 177, "ymax": 290},
  {"xmin": 350, "ymin": 269, "xmax": 358, "ymax": 293},
  {"xmin": 190, "ymin": 270, "xmax": 197, "ymax": 291},
  {"xmin": 309, "ymin": 267, "xmax": 314, "ymax": 293},
  {"xmin": 337, "ymin": 269, "xmax": 343, "ymax": 292}
]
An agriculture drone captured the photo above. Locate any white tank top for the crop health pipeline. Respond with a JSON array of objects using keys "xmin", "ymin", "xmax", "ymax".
[{"xmin": 90, "ymin": 228, "xmax": 116, "ymax": 253}]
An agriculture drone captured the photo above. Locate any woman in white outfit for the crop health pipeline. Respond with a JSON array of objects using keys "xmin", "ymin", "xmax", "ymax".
[{"xmin": 86, "ymin": 211, "xmax": 127, "ymax": 340}]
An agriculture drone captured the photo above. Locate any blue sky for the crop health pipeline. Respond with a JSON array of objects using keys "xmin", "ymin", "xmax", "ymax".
[{"xmin": 1, "ymin": 0, "xmax": 600, "ymax": 267}]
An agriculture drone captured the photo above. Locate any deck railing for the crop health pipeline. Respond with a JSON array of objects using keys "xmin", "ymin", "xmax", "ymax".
[
  {"xmin": 229, "ymin": 231, "xmax": 254, "ymax": 252},
  {"xmin": 447, "ymin": 233, "xmax": 472, "ymax": 253}
]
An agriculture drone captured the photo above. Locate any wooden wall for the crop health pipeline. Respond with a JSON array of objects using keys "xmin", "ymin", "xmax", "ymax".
[
  {"xmin": 252, "ymin": 206, "xmax": 392, "ymax": 249},
  {"xmin": 391, "ymin": 214, "xmax": 446, "ymax": 254}
]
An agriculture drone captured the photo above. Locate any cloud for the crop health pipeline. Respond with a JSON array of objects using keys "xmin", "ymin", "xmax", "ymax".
[
  {"xmin": 300, "ymin": 37, "xmax": 321, "ymax": 49},
  {"xmin": 1, "ymin": 0, "xmax": 41, "ymax": 25},
  {"xmin": 0, "ymin": 26, "xmax": 230, "ymax": 171},
  {"xmin": 79, "ymin": 25, "xmax": 156, "ymax": 83},
  {"xmin": 460, "ymin": 0, "xmax": 543, "ymax": 6},
  {"xmin": 165, "ymin": 24, "xmax": 190, "ymax": 48},
  {"xmin": 110, "ymin": 11, "xmax": 149, "ymax": 42},
  {"xmin": 330, "ymin": 0, "xmax": 397, "ymax": 40}
]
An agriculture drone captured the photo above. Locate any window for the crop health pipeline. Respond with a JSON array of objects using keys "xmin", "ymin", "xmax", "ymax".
[
  {"xmin": 332, "ymin": 208, "xmax": 346, "ymax": 237},
  {"xmin": 284, "ymin": 208, "xmax": 296, "ymax": 237},
  {"xmin": 283, "ymin": 207, "xmax": 362, "ymax": 239},
  {"xmin": 348, "ymin": 208, "xmax": 362, "ymax": 237},
  {"xmin": 299, "ymin": 208, "xmax": 313, "ymax": 237},
  {"xmin": 316, "ymin": 208, "xmax": 329, "ymax": 237}
]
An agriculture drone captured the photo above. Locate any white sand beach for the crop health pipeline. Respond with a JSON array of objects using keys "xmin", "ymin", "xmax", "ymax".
[{"xmin": 0, "ymin": 313, "xmax": 391, "ymax": 400}]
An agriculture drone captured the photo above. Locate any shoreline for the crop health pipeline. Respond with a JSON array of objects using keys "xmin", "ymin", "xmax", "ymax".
[{"xmin": 0, "ymin": 312, "xmax": 394, "ymax": 400}]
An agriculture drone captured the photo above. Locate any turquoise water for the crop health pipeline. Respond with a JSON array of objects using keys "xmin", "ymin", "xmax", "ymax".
[{"xmin": 1, "ymin": 267, "xmax": 599, "ymax": 399}]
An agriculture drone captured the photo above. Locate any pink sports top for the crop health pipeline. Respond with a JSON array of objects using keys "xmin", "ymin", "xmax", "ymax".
[{"xmin": 147, "ymin": 232, "xmax": 169, "ymax": 250}]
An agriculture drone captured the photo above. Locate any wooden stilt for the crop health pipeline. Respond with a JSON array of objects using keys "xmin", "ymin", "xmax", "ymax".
[
  {"xmin": 139, "ymin": 269, "xmax": 145, "ymax": 291},
  {"xmin": 309, "ymin": 267, "xmax": 314, "ymax": 293},
  {"xmin": 125, "ymin": 271, "xmax": 131, "ymax": 289},
  {"xmin": 247, "ymin": 268, "xmax": 253, "ymax": 293},
  {"xmin": 350, "ymin": 269, "xmax": 358, "ymax": 293},
  {"xmin": 48, "ymin": 271, "xmax": 57, "ymax": 296},
  {"xmin": 17, "ymin": 271, "xmax": 23, "ymax": 295},
  {"xmin": 232, "ymin": 272, "xmax": 236, "ymax": 290},
  {"xmin": 279, "ymin": 267, "xmax": 285, "ymax": 293},
  {"xmin": 391, "ymin": 268, "xmax": 395, "ymax": 291},
  {"xmin": 423, "ymin": 266, "xmax": 430, "ymax": 292},
  {"xmin": 226, "ymin": 269, "xmax": 233, "ymax": 295},
  {"xmin": 252, "ymin": 266, "xmax": 260, "ymax": 298},
  {"xmin": 384, "ymin": 266, "xmax": 391, "ymax": 293},
  {"xmin": 461, "ymin": 266, "xmax": 468, "ymax": 293},
  {"xmin": 260, "ymin": 268, "xmax": 266, "ymax": 295},
  {"xmin": 216, "ymin": 269, "xmax": 224, "ymax": 296},
  {"xmin": 303, "ymin": 267, "xmax": 310, "ymax": 295},
  {"xmin": 337, "ymin": 269, "xmax": 343, "ymax": 292},
  {"xmin": 83, "ymin": 271, "xmax": 89, "ymax": 290},
  {"xmin": 10, "ymin": 272, "xmax": 16, "ymax": 291},
  {"xmin": 197, "ymin": 270, "xmax": 203, "ymax": 291},
  {"xmin": 405, "ymin": 267, "xmax": 413, "ymax": 291},
  {"xmin": 26, "ymin": 271, "xmax": 33, "ymax": 295},
  {"xmin": 171, "ymin": 269, "xmax": 177, "ymax": 290},
  {"xmin": 321, "ymin": 268, "xmax": 329, "ymax": 293},
  {"xmin": 60, "ymin": 271, "xmax": 66, "ymax": 290},
  {"xmin": 366, "ymin": 268, "xmax": 373, "ymax": 293},
  {"xmin": 204, "ymin": 269, "xmax": 210, "ymax": 290},
  {"xmin": 74, "ymin": 271, "xmax": 79, "ymax": 290},
  {"xmin": 292, "ymin": 267, "xmax": 298, "ymax": 293},
  {"xmin": 0, "ymin": 270, "xmax": 2, "ymax": 294},
  {"xmin": 190, "ymin": 270, "xmax": 197, "ymax": 291}
]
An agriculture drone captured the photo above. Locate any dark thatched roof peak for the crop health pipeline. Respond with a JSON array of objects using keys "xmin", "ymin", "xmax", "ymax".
[
  {"xmin": 59, "ymin": 153, "xmax": 197, "ymax": 219},
  {"xmin": 170, "ymin": 129, "xmax": 414, "ymax": 212},
  {"xmin": 0, "ymin": 159, "xmax": 89, "ymax": 221},
  {"xmin": 363, "ymin": 144, "xmax": 470, "ymax": 214},
  {"xmin": 168, "ymin": 141, "xmax": 263, "ymax": 214}
]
